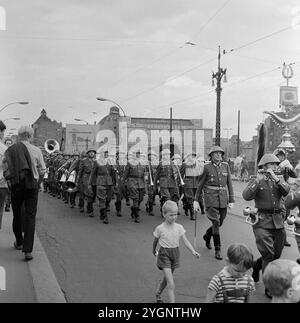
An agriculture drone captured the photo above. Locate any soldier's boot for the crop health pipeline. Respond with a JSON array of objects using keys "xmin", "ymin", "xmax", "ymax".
[
  {"xmin": 189, "ymin": 205, "xmax": 195, "ymax": 221},
  {"xmin": 5, "ymin": 202, "xmax": 10, "ymax": 212},
  {"xmin": 126, "ymin": 198, "xmax": 130, "ymax": 206},
  {"xmin": 99, "ymin": 208, "xmax": 105, "ymax": 220},
  {"xmin": 213, "ymin": 235, "xmax": 222, "ymax": 260},
  {"xmin": 252, "ymin": 257, "xmax": 262, "ymax": 283},
  {"xmin": 200, "ymin": 201, "xmax": 205, "ymax": 214},
  {"xmin": 148, "ymin": 203, "xmax": 154, "ymax": 216},
  {"xmin": 115, "ymin": 201, "xmax": 122, "ymax": 217},
  {"xmin": 134, "ymin": 207, "xmax": 140, "ymax": 223},
  {"xmin": 130, "ymin": 206, "xmax": 134, "ymax": 219},
  {"xmin": 103, "ymin": 209, "xmax": 109, "ymax": 224},
  {"xmin": 106, "ymin": 201, "xmax": 110, "ymax": 212},
  {"xmin": 86, "ymin": 202, "xmax": 94, "ymax": 217}
]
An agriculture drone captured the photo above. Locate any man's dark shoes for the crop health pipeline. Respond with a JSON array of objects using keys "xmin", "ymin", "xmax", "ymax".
[
  {"xmin": 265, "ymin": 288, "xmax": 272, "ymax": 299},
  {"xmin": 215, "ymin": 250, "xmax": 223, "ymax": 260},
  {"xmin": 14, "ymin": 242, "xmax": 22, "ymax": 250},
  {"xmin": 24, "ymin": 253, "xmax": 33, "ymax": 261},
  {"xmin": 203, "ymin": 235, "xmax": 212, "ymax": 249}
]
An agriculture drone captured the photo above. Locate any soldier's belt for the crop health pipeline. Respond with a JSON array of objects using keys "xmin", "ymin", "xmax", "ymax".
[
  {"xmin": 206, "ymin": 186, "xmax": 226, "ymax": 191},
  {"xmin": 129, "ymin": 176, "xmax": 144, "ymax": 178},
  {"xmin": 258, "ymin": 208, "xmax": 281, "ymax": 214},
  {"xmin": 185, "ymin": 176, "xmax": 199, "ymax": 179}
]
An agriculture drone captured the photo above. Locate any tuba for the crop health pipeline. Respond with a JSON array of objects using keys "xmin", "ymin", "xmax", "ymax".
[
  {"xmin": 44, "ymin": 139, "xmax": 60, "ymax": 154},
  {"xmin": 65, "ymin": 170, "xmax": 77, "ymax": 193}
]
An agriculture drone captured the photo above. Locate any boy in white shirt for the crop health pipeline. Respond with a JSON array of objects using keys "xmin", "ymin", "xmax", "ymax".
[{"xmin": 152, "ymin": 200, "xmax": 200, "ymax": 303}]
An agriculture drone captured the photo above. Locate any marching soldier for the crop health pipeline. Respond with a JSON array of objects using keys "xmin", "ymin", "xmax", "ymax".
[
  {"xmin": 274, "ymin": 148, "xmax": 298, "ymax": 247},
  {"xmin": 76, "ymin": 149, "xmax": 96, "ymax": 217},
  {"xmin": 180, "ymin": 152, "xmax": 205, "ymax": 220},
  {"xmin": 242, "ymin": 153, "xmax": 290, "ymax": 298},
  {"xmin": 145, "ymin": 152, "xmax": 158, "ymax": 216},
  {"xmin": 113, "ymin": 153, "xmax": 126, "ymax": 217},
  {"xmin": 123, "ymin": 151, "xmax": 146, "ymax": 223},
  {"xmin": 193, "ymin": 146, "xmax": 234, "ymax": 260},
  {"xmin": 154, "ymin": 149, "xmax": 180, "ymax": 215},
  {"xmin": 89, "ymin": 150, "xmax": 115, "ymax": 224},
  {"xmin": 67, "ymin": 152, "xmax": 82, "ymax": 208}
]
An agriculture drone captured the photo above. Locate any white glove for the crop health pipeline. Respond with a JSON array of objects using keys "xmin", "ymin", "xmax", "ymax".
[
  {"xmin": 193, "ymin": 201, "xmax": 200, "ymax": 212},
  {"xmin": 228, "ymin": 203, "xmax": 234, "ymax": 209}
]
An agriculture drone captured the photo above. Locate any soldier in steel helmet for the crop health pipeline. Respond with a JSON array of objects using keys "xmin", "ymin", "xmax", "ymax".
[
  {"xmin": 242, "ymin": 153, "xmax": 290, "ymax": 299},
  {"xmin": 193, "ymin": 145, "xmax": 234, "ymax": 260}
]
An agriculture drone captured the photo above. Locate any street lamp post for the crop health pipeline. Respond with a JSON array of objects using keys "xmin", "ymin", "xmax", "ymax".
[
  {"xmin": 0, "ymin": 101, "xmax": 29, "ymax": 114},
  {"xmin": 96, "ymin": 97, "xmax": 126, "ymax": 117},
  {"xmin": 212, "ymin": 46, "xmax": 227, "ymax": 146}
]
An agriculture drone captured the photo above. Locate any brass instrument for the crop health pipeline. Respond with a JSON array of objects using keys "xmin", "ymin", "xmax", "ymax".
[
  {"xmin": 285, "ymin": 213, "xmax": 300, "ymax": 236},
  {"xmin": 243, "ymin": 207, "xmax": 259, "ymax": 225},
  {"xmin": 65, "ymin": 170, "xmax": 77, "ymax": 193},
  {"xmin": 257, "ymin": 169, "xmax": 282, "ymax": 175},
  {"xmin": 174, "ymin": 163, "xmax": 185, "ymax": 187},
  {"xmin": 44, "ymin": 139, "xmax": 60, "ymax": 154},
  {"xmin": 44, "ymin": 168, "xmax": 49, "ymax": 180},
  {"xmin": 148, "ymin": 162, "xmax": 154, "ymax": 186}
]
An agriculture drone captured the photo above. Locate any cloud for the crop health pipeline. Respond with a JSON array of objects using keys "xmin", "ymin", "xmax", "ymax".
[{"xmin": 164, "ymin": 75, "xmax": 197, "ymax": 87}]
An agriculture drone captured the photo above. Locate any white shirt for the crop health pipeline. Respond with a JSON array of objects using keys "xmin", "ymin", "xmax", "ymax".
[
  {"xmin": 21, "ymin": 141, "xmax": 46, "ymax": 180},
  {"xmin": 153, "ymin": 222, "xmax": 186, "ymax": 248}
]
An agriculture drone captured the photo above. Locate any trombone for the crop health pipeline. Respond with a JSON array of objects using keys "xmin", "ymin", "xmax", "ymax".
[
  {"xmin": 148, "ymin": 162, "xmax": 154, "ymax": 186},
  {"xmin": 174, "ymin": 162, "xmax": 185, "ymax": 187}
]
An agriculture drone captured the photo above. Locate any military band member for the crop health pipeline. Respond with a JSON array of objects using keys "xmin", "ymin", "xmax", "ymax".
[
  {"xmin": 113, "ymin": 154, "xmax": 125, "ymax": 217},
  {"xmin": 242, "ymin": 153, "xmax": 290, "ymax": 299},
  {"xmin": 145, "ymin": 152, "xmax": 158, "ymax": 216},
  {"xmin": 76, "ymin": 149, "xmax": 96, "ymax": 216},
  {"xmin": 180, "ymin": 152, "xmax": 205, "ymax": 220},
  {"xmin": 65, "ymin": 153, "xmax": 79, "ymax": 208},
  {"xmin": 123, "ymin": 151, "xmax": 146, "ymax": 223},
  {"xmin": 154, "ymin": 149, "xmax": 180, "ymax": 215},
  {"xmin": 274, "ymin": 148, "xmax": 298, "ymax": 247},
  {"xmin": 89, "ymin": 150, "xmax": 115, "ymax": 224},
  {"xmin": 194, "ymin": 146, "xmax": 234, "ymax": 260}
]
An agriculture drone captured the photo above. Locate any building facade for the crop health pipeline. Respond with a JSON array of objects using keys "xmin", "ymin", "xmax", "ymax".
[
  {"xmin": 32, "ymin": 109, "xmax": 65, "ymax": 150},
  {"xmin": 64, "ymin": 106, "xmax": 213, "ymax": 159}
]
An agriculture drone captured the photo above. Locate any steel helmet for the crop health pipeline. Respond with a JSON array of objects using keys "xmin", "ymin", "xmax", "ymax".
[
  {"xmin": 258, "ymin": 153, "xmax": 280, "ymax": 167},
  {"xmin": 273, "ymin": 148, "xmax": 286, "ymax": 157},
  {"xmin": 208, "ymin": 146, "xmax": 224, "ymax": 157}
]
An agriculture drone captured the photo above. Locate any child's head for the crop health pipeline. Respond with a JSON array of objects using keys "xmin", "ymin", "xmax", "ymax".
[
  {"xmin": 162, "ymin": 201, "xmax": 178, "ymax": 223},
  {"xmin": 262, "ymin": 259, "xmax": 300, "ymax": 303},
  {"xmin": 226, "ymin": 243, "xmax": 254, "ymax": 278}
]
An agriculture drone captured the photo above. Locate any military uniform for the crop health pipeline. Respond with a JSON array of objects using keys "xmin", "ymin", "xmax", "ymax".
[
  {"xmin": 76, "ymin": 157, "xmax": 95, "ymax": 215},
  {"xmin": 195, "ymin": 160, "xmax": 234, "ymax": 256},
  {"xmin": 154, "ymin": 162, "xmax": 180, "ymax": 213},
  {"xmin": 243, "ymin": 173, "xmax": 290, "ymax": 272},
  {"xmin": 145, "ymin": 161, "xmax": 156, "ymax": 216},
  {"xmin": 114, "ymin": 163, "xmax": 125, "ymax": 217},
  {"xmin": 242, "ymin": 153, "xmax": 290, "ymax": 291},
  {"xmin": 180, "ymin": 158, "xmax": 205, "ymax": 220},
  {"xmin": 123, "ymin": 160, "xmax": 146, "ymax": 222},
  {"xmin": 89, "ymin": 160, "xmax": 115, "ymax": 223}
]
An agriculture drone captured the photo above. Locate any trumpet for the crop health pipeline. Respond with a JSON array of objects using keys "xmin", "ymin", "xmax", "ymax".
[
  {"xmin": 174, "ymin": 163, "xmax": 185, "ymax": 187},
  {"xmin": 148, "ymin": 163, "xmax": 154, "ymax": 186},
  {"xmin": 243, "ymin": 207, "xmax": 259, "ymax": 225},
  {"xmin": 257, "ymin": 169, "xmax": 282, "ymax": 176}
]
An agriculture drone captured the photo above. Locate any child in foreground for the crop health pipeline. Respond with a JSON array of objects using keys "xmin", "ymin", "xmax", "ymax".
[
  {"xmin": 262, "ymin": 259, "xmax": 300, "ymax": 303},
  {"xmin": 205, "ymin": 243, "xmax": 255, "ymax": 303},
  {"xmin": 152, "ymin": 200, "xmax": 200, "ymax": 303}
]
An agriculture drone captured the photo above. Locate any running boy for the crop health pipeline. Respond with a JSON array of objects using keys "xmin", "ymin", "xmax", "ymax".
[
  {"xmin": 262, "ymin": 259, "xmax": 300, "ymax": 303},
  {"xmin": 205, "ymin": 243, "xmax": 255, "ymax": 303},
  {"xmin": 153, "ymin": 200, "xmax": 200, "ymax": 303}
]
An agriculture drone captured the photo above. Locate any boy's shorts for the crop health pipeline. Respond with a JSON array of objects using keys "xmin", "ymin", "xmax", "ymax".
[{"xmin": 157, "ymin": 247, "xmax": 180, "ymax": 270}]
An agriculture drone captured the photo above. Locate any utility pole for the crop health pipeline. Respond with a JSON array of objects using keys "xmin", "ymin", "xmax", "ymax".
[
  {"xmin": 86, "ymin": 137, "xmax": 89, "ymax": 151},
  {"xmin": 212, "ymin": 46, "xmax": 227, "ymax": 146},
  {"xmin": 170, "ymin": 107, "xmax": 174, "ymax": 158},
  {"xmin": 237, "ymin": 110, "xmax": 240, "ymax": 157}
]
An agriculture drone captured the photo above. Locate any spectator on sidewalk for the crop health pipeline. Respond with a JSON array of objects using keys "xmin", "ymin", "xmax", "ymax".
[
  {"xmin": 3, "ymin": 125, "xmax": 46, "ymax": 261},
  {"xmin": 262, "ymin": 259, "xmax": 300, "ymax": 303},
  {"xmin": 205, "ymin": 243, "xmax": 255, "ymax": 303},
  {"xmin": 0, "ymin": 120, "xmax": 8, "ymax": 230}
]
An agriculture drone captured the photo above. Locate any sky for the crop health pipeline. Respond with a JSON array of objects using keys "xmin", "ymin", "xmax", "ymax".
[{"xmin": 0, "ymin": 0, "xmax": 299, "ymax": 141}]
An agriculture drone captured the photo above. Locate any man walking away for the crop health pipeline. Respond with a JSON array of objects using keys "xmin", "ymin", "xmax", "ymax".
[{"xmin": 3, "ymin": 126, "xmax": 46, "ymax": 261}]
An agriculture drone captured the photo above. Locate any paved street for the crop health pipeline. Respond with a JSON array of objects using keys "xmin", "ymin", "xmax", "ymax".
[{"xmin": 35, "ymin": 180, "xmax": 299, "ymax": 303}]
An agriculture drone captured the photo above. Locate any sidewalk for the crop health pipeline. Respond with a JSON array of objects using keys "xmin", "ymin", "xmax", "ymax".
[{"xmin": 0, "ymin": 210, "xmax": 66, "ymax": 303}]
